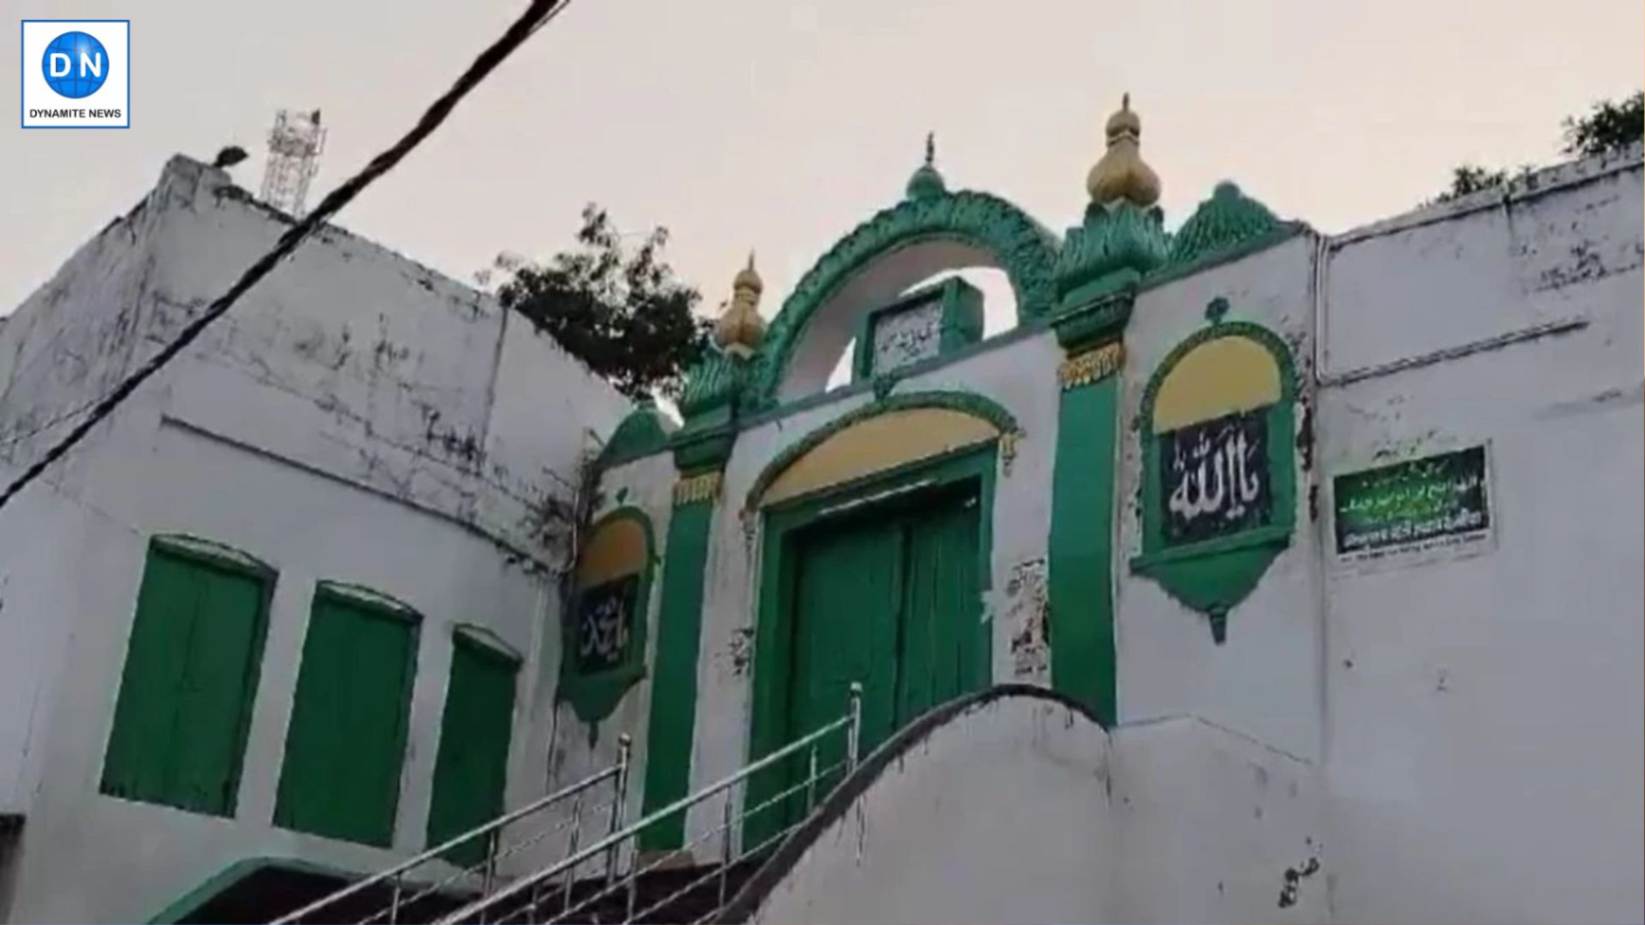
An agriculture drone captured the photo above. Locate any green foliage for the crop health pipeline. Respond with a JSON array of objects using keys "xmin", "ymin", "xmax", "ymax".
[
  {"xmin": 494, "ymin": 205, "xmax": 710, "ymax": 400},
  {"xmin": 1433, "ymin": 91, "xmax": 1641, "ymax": 204},
  {"xmin": 1562, "ymin": 91, "xmax": 1645, "ymax": 157},
  {"xmin": 1433, "ymin": 163, "xmax": 1533, "ymax": 203}
]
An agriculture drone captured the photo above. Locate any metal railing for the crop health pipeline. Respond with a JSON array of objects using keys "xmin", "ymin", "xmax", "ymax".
[
  {"xmin": 271, "ymin": 735, "xmax": 633, "ymax": 925},
  {"xmin": 436, "ymin": 683, "xmax": 863, "ymax": 925}
]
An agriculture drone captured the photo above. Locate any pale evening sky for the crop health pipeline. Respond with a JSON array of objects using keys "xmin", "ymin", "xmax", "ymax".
[{"xmin": 3, "ymin": 0, "xmax": 1640, "ymax": 322}]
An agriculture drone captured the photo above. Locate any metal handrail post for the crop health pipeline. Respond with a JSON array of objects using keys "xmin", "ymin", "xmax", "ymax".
[
  {"xmin": 559, "ymin": 792, "xmax": 584, "ymax": 915},
  {"xmin": 435, "ymin": 711, "xmax": 854, "ymax": 925},
  {"xmin": 717, "ymin": 791, "xmax": 735, "ymax": 906},
  {"xmin": 846, "ymin": 682, "xmax": 863, "ymax": 773},
  {"xmin": 806, "ymin": 741, "xmax": 819, "ymax": 811},
  {"xmin": 606, "ymin": 733, "xmax": 633, "ymax": 886},
  {"xmin": 388, "ymin": 871, "xmax": 403, "ymax": 925},
  {"xmin": 479, "ymin": 828, "xmax": 500, "ymax": 925},
  {"xmin": 270, "ymin": 762, "xmax": 621, "ymax": 925}
]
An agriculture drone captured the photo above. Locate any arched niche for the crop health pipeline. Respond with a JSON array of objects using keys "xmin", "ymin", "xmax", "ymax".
[
  {"xmin": 559, "ymin": 507, "xmax": 654, "ymax": 723},
  {"xmin": 749, "ymin": 192, "xmax": 1060, "ymax": 408},
  {"xmin": 746, "ymin": 390, "xmax": 1021, "ymax": 511},
  {"xmin": 1131, "ymin": 321, "xmax": 1299, "ymax": 641}
]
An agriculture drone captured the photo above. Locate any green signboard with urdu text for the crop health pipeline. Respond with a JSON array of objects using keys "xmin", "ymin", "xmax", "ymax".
[{"xmin": 1333, "ymin": 445, "xmax": 1492, "ymax": 562}]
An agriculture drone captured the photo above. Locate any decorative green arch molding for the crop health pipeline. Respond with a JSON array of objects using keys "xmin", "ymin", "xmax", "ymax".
[
  {"xmin": 597, "ymin": 402, "xmax": 677, "ymax": 468},
  {"xmin": 743, "ymin": 389, "xmax": 1023, "ymax": 511},
  {"xmin": 747, "ymin": 191, "xmax": 1061, "ymax": 408},
  {"xmin": 1131, "ymin": 320, "xmax": 1299, "ymax": 643}
]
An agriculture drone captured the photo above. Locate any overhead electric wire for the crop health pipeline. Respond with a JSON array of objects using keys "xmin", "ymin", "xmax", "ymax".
[{"xmin": 0, "ymin": 0, "xmax": 574, "ymax": 513}]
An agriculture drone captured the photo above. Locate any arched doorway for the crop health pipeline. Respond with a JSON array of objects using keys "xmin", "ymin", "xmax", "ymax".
[{"xmin": 742, "ymin": 393, "xmax": 1017, "ymax": 841}]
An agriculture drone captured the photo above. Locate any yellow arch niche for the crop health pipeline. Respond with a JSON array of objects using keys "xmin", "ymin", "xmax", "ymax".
[
  {"xmin": 761, "ymin": 407, "xmax": 1002, "ymax": 508},
  {"xmin": 1153, "ymin": 335, "xmax": 1281, "ymax": 430},
  {"xmin": 577, "ymin": 516, "xmax": 649, "ymax": 588}
]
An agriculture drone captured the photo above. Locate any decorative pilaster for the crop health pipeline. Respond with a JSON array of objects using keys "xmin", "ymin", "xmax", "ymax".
[
  {"xmin": 640, "ymin": 469, "xmax": 721, "ymax": 852},
  {"xmin": 1047, "ymin": 342, "xmax": 1123, "ymax": 725},
  {"xmin": 641, "ymin": 256, "xmax": 765, "ymax": 852},
  {"xmin": 1044, "ymin": 94, "xmax": 1166, "ymax": 725}
]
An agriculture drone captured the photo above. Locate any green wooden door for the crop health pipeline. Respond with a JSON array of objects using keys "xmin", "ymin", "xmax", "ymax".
[
  {"xmin": 274, "ymin": 588, "xmax": 418, "ymax": 847},
  {"xmin": 102, "ymin": 543, "xmax": 270, "ymax": 816},
  {"xmin": 896, "ymin": 493, "xmax": 983, "ymax": 726},
  {"xmin": 762, "ymin": 486, "xmax": 985, "ymax": 835},
  {"xmin": 426, "ymin": 635, "xmax": 518, "ymax": 866}
]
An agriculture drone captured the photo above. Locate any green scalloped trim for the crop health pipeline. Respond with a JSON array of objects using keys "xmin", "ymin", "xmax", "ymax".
[
  {"xmin": 747, "ymin": 190, "xmax": 1061, "ymax": 408},
  {"xmin": 557, "ymin": 506, "xmax": 655, "ymax": 725},
  {"xmin": 744, "ymin": 389, "xmax": 1021, "ymax": 510},
  {"xmin": 678, "ymin": 350, "xmax": 748, "ymax": 421},
  {"xmin": 1168, "ymin": 182, "xmax": 1282, "ymax": 267},
  {"xmin": 1055, "ymin": 202, "xmax": 1169, "ymax": 309},
  {"xmin": 599, "ymin": 405, "xmax": 677, "ymax": 467}
]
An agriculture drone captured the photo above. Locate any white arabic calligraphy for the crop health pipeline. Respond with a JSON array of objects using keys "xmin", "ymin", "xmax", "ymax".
[{"xmin": 1167, "ymin": 428, "xmax": 1263, "ymax": 525}]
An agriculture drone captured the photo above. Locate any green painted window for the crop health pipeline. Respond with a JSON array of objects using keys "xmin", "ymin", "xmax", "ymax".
[
  {"xmin": 101, "ymin": 537, "xmax": 273, "ymax": 816},
  {"xmin": 426, "ymin": 630, "xmax": 519, "ymax": 866},
  {"xmin": 274, "ymin": 584, "xmax": 419, "ymax": 847}
]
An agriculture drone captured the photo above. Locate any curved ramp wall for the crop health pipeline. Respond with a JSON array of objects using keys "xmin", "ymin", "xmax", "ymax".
[
  {"xmin": 735, "ymin": 688, "xmax": 1114, "ymax": 925},
  {"xmin": 730, "ymin": 688, "xmax": 1327, "ymax": 925}
]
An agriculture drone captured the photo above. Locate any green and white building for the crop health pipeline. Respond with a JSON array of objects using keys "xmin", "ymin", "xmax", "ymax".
[{"xmin": 1, "ymin": 99, "xmax": 1640, "ymax": 925}]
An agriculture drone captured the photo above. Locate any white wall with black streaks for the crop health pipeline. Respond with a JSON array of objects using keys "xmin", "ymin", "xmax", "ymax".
[
  {"xmin": 0, "ymin": 154, "xmax": 628, "ymax": 922},
  {"xmin": 1317, "ymin": 145, "xmax": 1644, "ymax": 925}
]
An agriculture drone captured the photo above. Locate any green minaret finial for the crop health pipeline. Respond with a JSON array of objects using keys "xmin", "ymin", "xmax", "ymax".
[{"xmin": 906, "ymin": 131, "xmax": 947, "ymax": 201}]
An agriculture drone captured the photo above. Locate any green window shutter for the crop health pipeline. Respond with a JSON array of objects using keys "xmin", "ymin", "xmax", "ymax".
[
  {"xmin": 101, "ymin": 540, "xmax": 271, "ymax": 816},
  {"xmin": 426, "ymin": 633, "xmax": 518, "ymax": 867},
  {"xmin": 275, "ymin": 586, "xmax": 418, "ymax": 847}
]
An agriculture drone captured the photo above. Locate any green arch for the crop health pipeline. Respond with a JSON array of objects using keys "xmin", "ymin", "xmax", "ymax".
[
  {"xmin": 745, "ymin": 389, "xmax": 1022, "ymax": 511},
  {"xmin": 748, "ymin": 190, "xmax": 1060, "ymax": 408}
]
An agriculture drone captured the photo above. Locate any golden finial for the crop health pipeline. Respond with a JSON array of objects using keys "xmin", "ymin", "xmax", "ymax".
[
  {"xmin": 1086, "ymin": 93, "xmax": 1160, "ymax": 208},
  {"xmin": 731, "ymin": 250, "xmax": 762, "ymax": 296},
  {"xmin": 715, "ymin": 251, "xmax": 766, "ymax": 357}
]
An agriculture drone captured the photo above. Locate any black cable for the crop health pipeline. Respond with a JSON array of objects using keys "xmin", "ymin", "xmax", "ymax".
[{"xmin": 0, "ymin": 0, "xmax": 573, "ymax": 513}]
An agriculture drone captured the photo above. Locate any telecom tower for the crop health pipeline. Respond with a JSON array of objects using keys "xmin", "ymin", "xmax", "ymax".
[{"xmin": 260, "ymin": 108, "xmax": 326, "ymax": 218}]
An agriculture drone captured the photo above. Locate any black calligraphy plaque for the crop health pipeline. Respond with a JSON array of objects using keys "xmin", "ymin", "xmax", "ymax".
[
  {"xmin": 1159, "ymin": 408, "xmax": 1272, "ymax": 547},
  {"xmin": 575, "ymin": 574, "xmax": 638, "ymax": 673}
]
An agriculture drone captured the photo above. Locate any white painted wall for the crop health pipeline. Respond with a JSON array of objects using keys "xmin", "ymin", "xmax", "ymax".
[
  {"xmin": 1317, "ymin": 147, "xmax": 1644, "ymax": 925},
  {"xmin": 1107, "ymin": 715, "xmax": 1326, "ymax": 925},
  {"xmin": 748, "ymin": 694, "xmax": 1115, "ymax": 925},
  {"xmin": 746, "ymin": 696, "xmax": 1325, "ymax": 925},
  {"xmin": 0, "ymin": 155, "xmax": 628, "ymax": 922}
]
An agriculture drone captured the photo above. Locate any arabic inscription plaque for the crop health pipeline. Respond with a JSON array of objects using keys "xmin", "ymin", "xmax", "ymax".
[
  {"xmin": 1333, "ymin": 446, "xmax": 1490, "ymax": 563},
  {"xmin": 1159, "ymin": 408, "xmax": 1271, "ymax": 547},
  {"xmin": 575, "ymin": 574, "xmax": 638, "ymax": 673}
]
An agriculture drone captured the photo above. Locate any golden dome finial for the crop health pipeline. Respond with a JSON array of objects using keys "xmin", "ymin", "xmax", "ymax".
[
  {"xmin": 715, "ymin": 251, "xmax": 766, "ymax": 357},
  {"xmin": 1086, "ymin": 92, "xmax": 1160, "ymax": 208}
]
